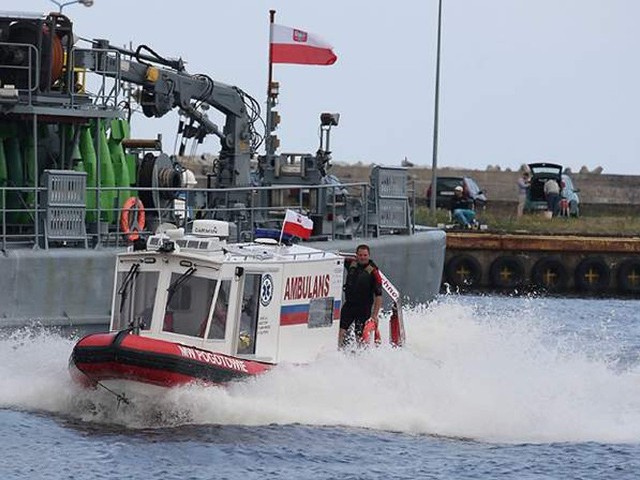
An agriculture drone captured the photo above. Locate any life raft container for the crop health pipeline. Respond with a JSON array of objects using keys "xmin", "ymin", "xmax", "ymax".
[{"xmin": 120, "ymin": 196, "xmax": 146, "ymax": 241}]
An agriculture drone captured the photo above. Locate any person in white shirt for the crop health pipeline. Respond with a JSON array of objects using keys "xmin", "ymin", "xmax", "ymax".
[{"xmin": 544, "ymin": 178, "xmax": 561, "ymax": 217}]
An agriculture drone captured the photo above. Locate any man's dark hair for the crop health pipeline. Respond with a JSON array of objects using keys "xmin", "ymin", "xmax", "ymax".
[{"xmin": 356, "ymin": 244, "xmax": 370, "ymax": 253}]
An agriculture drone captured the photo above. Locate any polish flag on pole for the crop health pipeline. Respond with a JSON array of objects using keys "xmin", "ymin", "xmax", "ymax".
[
  {"xmin": 270, "ymin": 23, "xmax": 337, "ymax": 65},
  {"xmin": 281, "ymin": 209, "xmax": 314, "ymax": 240}
]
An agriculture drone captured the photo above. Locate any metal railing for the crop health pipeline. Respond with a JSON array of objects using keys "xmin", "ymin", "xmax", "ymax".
[
  {"xmin": 0, "ymin": 42, "xmax": 122, "ymax": 111},
  {"xmin": 0, "ymin": 180, "xmax": 417, "ymax": 249},
  {"xmin": 70, "ymin": 47, "xmax": 122, "ymax": 110},
  {"xmin": 0, "ymin": 41, "xmax": 39, "ymax": 104}
]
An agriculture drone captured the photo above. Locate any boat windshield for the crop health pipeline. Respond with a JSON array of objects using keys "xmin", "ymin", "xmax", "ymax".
[
  {"xmin": 207, "ymin": 280, "xmax": 232, "ymax": 340},
  {"xmin": 163, "ymin": 272, "xmax": 218, "ymax": 338},
  {"xmin": 112, "ymin": 267, "xmax": 159, "ymax": 331}
]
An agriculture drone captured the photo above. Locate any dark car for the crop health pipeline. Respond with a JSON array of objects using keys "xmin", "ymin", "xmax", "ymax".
[
  {"xmin": 426, "ymin": 176, "xmax": 487, "ymax": 209},
  {"xmin": 524, "ymin": 163, "xmax": 581, "ymax": 216},
  {"xmin": 524, "ymin": 162, "xmax": 562, "ymax": 213}
]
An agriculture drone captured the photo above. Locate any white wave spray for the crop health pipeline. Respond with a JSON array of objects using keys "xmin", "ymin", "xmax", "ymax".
[{"xmin": 2, "ymin": 297, "xmax": 640, "ymax": 444}]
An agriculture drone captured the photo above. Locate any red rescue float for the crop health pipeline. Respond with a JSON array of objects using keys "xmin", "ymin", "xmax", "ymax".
[{"xmin": 120, "ymin": 196, "xmax": 146, "ymax": 241}]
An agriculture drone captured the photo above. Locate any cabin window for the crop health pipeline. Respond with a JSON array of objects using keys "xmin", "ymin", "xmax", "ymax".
[
  {"xmin": 163, "ymin": 274, "xmax": 217, "ymax": 338},
  {"xmin": 113, "ymin": 270, "xmax": 159, "ymax": 331},
  {"xmin": 237, "ymin": 273, "xmax": 261, "ymax": 355},
  {"xmin": 308, "ymin": 297, "xmax": 334, "ymax": 328},
  {"xmin": 207, "ymin": 280, "xmax": 231, "ymax": 340}
]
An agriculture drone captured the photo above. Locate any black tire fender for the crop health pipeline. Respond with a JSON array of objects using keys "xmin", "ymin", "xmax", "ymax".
[
  {"xmin": 445, "ymin": 254, "xmax": 482, "ymax": 288},
  {"xmin": 574, "ymin": 257, "xmax": 610, "ymax": 292},
  {"xmin": 489, "ymin": 255, "xmax": 525, "ymax": 289},
  {"xmin": 617, "ymin": 258, "xmax": 640, "ymax": 294},
  {"xmin": 531, "ymin": 256, "xmax": 568, "ymax": 291}
]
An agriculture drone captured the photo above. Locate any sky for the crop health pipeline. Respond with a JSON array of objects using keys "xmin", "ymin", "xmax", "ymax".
[{"xmin": 5, "ymin": 0, "xmax": 640, "ymax": 175}]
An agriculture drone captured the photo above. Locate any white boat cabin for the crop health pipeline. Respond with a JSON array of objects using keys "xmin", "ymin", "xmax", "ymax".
[{"xmin": 110, "ymin": 220, "xmax": 344, "ymax": 364}]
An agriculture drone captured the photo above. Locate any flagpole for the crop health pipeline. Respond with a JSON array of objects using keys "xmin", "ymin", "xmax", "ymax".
[
  {"xmin": 278, "ymin": 225, "xmax": 284, "ymax": 245},
  {"xmin": 278, "ymin": 210, "xmax": 286, "ymax": 245},
  {"xmin": 429, "ymin": 0, "xmax": 443, "ymax": 215},
  {"xmin": 266, "ymin": 9, "xmax": 276, "ymax": 161}
]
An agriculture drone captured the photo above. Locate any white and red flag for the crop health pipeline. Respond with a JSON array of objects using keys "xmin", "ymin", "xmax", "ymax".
[
  {"xmin": 270, "ymin": 23, "xmax": 337, "ymax": 66},
  {"xmin": 282, "ymin": 209, "xmax": 314, "ymax": 239}
]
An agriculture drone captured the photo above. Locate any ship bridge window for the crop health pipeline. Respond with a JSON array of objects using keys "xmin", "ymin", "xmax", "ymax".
[
  {"xmin": 163, "ymin": 274, "xmax": 217, "ymax": 338},
  {"xmin": 112, "ymin": 270, "xmax": 159, "ymax": 331},
  {"xmin": 207, "ymin": 280, "xmax": 232, "ymax": 340}
]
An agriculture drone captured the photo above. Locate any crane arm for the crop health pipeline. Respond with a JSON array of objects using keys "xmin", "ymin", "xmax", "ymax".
[{"xmin": 75, "ymin": 40, "xmax": 259, "ymax": 187}]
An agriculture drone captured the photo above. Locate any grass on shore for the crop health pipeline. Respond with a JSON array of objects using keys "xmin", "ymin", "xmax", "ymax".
[{"xmin": 415, "ymin": 207, "xmax": 640, "ymax": 236}]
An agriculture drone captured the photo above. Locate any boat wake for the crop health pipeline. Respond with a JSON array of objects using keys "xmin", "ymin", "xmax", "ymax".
[{"xmin": 2, "ymin": 297, "xmax": 640, "ymax": 443}]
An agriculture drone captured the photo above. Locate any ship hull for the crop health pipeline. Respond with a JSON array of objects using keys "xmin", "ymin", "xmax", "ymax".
[{"xmin": 0, "ymin": 230, "xmax": 445, "ymax": 327}]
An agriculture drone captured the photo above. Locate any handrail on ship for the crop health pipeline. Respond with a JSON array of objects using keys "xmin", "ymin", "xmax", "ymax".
[
  {"xmin": 0, "ymin": 180, "xmax": 417, "ymax": 249},
  {"xmin": 0, "ymin": 43, "xmax": 122, "ymax": 111}
]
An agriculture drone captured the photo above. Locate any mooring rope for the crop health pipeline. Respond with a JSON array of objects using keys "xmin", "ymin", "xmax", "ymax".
[{"xmin": 75, "ymin": 365, "xmax": 131, "ymax": 409}]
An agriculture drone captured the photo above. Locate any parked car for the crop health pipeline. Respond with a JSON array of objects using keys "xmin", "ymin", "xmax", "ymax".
[
  {"xmin": 561, "ymin": 173, "xmax": 580, "ymax": 217},
  {"xmin": 426, "ymin": 176, "xmax": 487, "ymax": 209},
  {"xmin": 524, "ymin": 163, "xmax": 580, "ymax": 217},
  {"xmin": 524, "ymin": 162, "xmax": 562, "ymax": 213}
]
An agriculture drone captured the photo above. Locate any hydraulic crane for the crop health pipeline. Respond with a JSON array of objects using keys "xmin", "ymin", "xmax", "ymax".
[{"xmin": 75, "ymin": 39, "xmax": 263, "ymax": 190}]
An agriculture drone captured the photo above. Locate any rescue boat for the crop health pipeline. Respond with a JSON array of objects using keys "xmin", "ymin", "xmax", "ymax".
[{"xmin": 69, "ymin": 219, "xmax": 404, "ymax": 396}]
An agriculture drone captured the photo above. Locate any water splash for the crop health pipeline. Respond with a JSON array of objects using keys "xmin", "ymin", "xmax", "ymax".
[{"xmin": 2, "ymin": 297, "xmax": 640, "ymax": 443}]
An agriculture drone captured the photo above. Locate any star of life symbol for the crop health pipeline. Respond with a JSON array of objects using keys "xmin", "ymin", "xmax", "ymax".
[
  {"xmin": 260, "ymin": 274, "xmax": 274, "ymax": 306},
  {"xmin": 293, "ymin": 29, "xmax": 308, "ymax": 43}
]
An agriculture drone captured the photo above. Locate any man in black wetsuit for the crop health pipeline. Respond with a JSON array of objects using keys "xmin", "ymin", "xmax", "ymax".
[{"xmin": 339, "ymin": 244, "xmax": 383, "ymax": 347}]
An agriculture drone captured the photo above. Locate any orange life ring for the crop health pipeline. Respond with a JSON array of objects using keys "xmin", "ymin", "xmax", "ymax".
[
  {"xmin": 120, "ymin": 197, "xmax": 146, "ymax": 241},
  {"xmin": 361, "ymin": 319, "xmax": 381, "ymax": 346}
]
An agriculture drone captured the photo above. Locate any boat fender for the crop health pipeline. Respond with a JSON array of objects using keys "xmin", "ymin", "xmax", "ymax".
[
  {"xmin": 531, "ymin": 256, "xmax": 568, "ymax": 291},
  {"xmin": 616, "ymin": 258, "xmax": 640, "ymax": 294},
  {"xmin": 489, "ymin": 255, "xmax": 525, "ymax": 289},
  {"xmin": 574, "ymin": 257, "xmax": 610, "ymax": 292},
  {"xmin": 120, "ymin": 196, "xmax": 146, "ymax": 241},
  {"xmin": 361, "ymin": 319, "xmax": 381, "ymax": 345},
  {"xmin": 445, "ymin": 254, "xmax": 482, "ymax": 288}
]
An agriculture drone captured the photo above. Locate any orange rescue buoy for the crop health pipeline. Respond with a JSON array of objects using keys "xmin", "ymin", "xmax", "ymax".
[
  {"xmin": 361, "ymin": 319, "xmax": 381, "ymax": 346},
  {"xmin": 120, "ymin": 196, "xmax": 146, "ymax": 241}
]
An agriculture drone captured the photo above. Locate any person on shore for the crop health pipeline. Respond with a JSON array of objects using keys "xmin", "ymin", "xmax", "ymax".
[
  {"xmin": 450, "ymin": 185, "xmax": 477, "ymax": 228},
  {"xmin": 544, "ymin": 178, "xmax": 561, "ymax": 217},
  {"xmin": 517, "ymin": 171, "xmax": 530, "ymax": 217},
  {"xmin": 339, "ymin": 244, "xmax": 383, "ymax": 348}
]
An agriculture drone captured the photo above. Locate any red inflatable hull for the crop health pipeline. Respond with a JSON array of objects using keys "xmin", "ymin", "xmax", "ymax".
[{"xmin": 69, "ymin": 330, "xmax": 272, "ymax": 389}]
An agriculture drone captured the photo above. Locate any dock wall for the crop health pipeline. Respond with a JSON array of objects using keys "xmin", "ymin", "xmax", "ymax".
[{"xmin": 444, "ymin": 232, "xmax": 640, "ymax": 295}]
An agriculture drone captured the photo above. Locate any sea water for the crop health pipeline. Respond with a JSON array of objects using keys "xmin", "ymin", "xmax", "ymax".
[{"xmin": 1, "ymin": 295, "xmax": 640, "ymax": 479}]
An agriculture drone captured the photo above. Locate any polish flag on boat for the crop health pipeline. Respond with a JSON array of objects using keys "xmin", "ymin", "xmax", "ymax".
[
  {"xmin": 270, "ymin": 23, "xmax": 337, "ymax": 65},
  {"xmin": 282, "ymin": 209, "xmax": 314, "ymax": 239}
]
